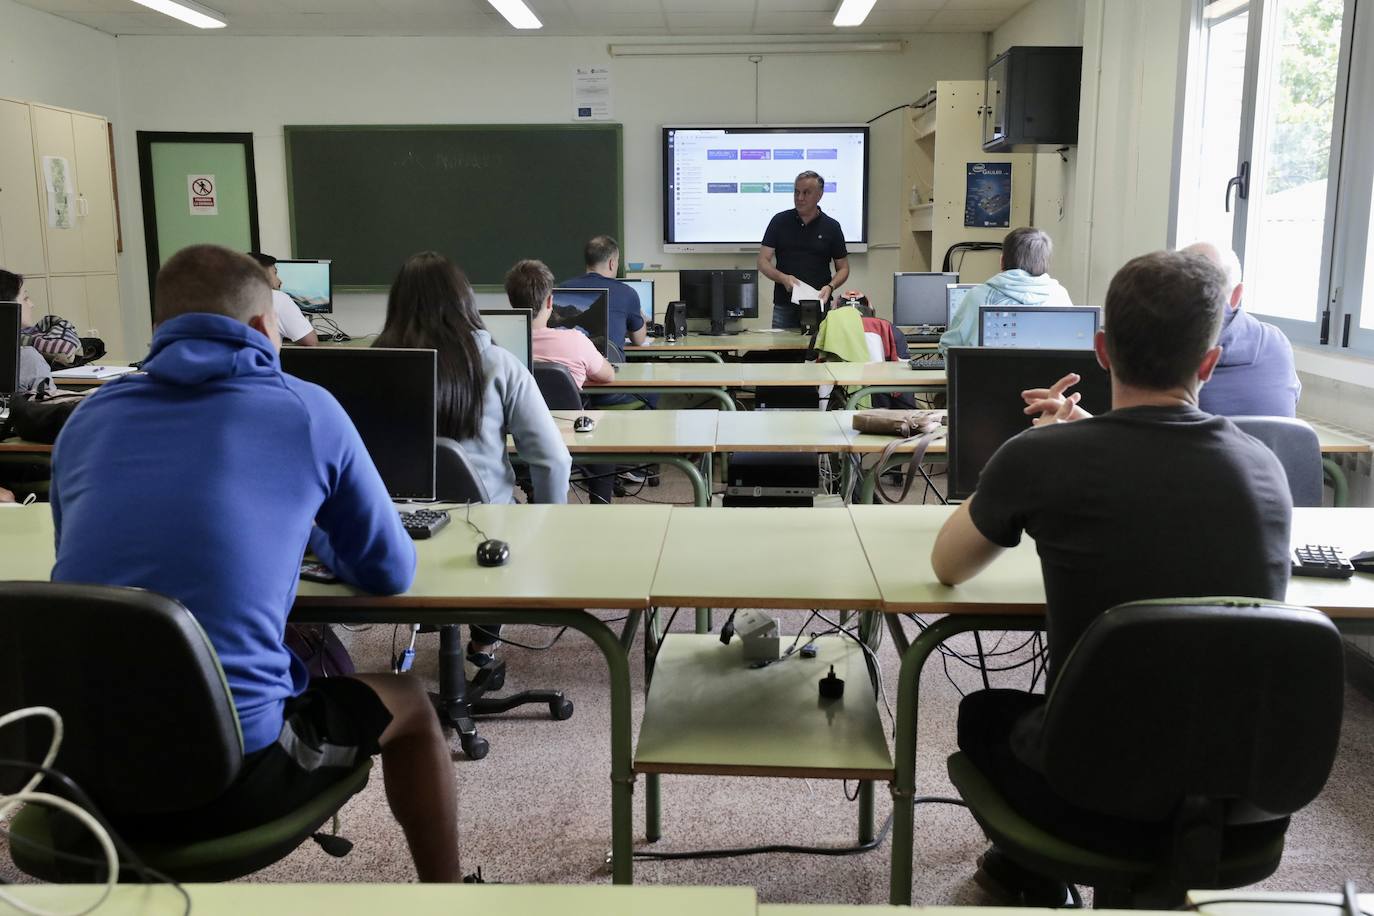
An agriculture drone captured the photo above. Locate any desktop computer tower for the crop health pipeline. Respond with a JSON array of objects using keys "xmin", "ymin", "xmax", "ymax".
[
  {"xmin": 723, "ymin": 451, "xmax": 820, "ymax": 507},
  {"xmin": 665, "ymin": 301, "xmax": 688, "ymax": 340}
]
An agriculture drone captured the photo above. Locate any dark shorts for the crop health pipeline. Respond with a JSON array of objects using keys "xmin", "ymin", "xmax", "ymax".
[{"xmin": 118, "ymin": 676, "xmax": 392, "ymax": 841}]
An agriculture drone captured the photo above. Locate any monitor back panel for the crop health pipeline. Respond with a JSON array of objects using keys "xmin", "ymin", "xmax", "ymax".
[
  {"xmin": 946, "ymin": 347, "xmax": 1111, "ymax": 501},
  {"xmin": 0, "ymin": 302, "xmax": 19, "ymax": 395},
  {"xmin": 279, "ymin": 347, "xmax": 437, "ymax": 500},
  {"xmin": 978, "ymin": 306, "xmax": 1100, "ymax": 349},
  {"xmin": 481, "ymin": 308, "xmax": 533, "ymax": 371}
]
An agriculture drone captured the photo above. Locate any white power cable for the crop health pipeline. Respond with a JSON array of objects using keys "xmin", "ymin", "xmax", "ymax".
[{"xmin": 0, "ymin": 706, "xmax": 119, "ymax": 916}]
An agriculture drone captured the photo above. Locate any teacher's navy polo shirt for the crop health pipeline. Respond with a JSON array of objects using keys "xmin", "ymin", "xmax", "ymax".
[{"xmin": 761, "ymin": 208, "xmax": 848, "ymax": 306}]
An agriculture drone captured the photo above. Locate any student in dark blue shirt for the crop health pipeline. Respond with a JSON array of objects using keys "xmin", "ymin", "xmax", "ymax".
[{"xmin": 558, "ymin": 235, "xmax": 646, "ymax": 357}]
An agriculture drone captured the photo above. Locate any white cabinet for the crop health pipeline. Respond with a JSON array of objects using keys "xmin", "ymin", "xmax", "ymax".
[
  {"xmin": 31, "ymin": 104, "xmax": 85, "ymax": 275},
  {"xmin": 0, "ymin": 99, "xmax": 46, "ymax": 277},
  {"xmin": 23, "ymin": 276, "xmax": 50, "ymax": 317},
  {"xmin": 46, "ymin": 274, "xmax": 123, "ymax": 359},
  {"xmin": 47, "ymin": 275, "xmax": 90, "ymax": 332},
  {"xmin": 72, "ymin": 114, "xmax": 117, "ymax": 274}
]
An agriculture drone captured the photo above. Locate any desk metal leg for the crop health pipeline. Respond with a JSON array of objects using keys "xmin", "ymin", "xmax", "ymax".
[
  {"xmin": 843, "ymin": 385, "xmax": 944, "ymax": 411},
  {"xmin": 587, "ymin": 454, "xmax": 709, "ymax": 508},
  {"xmin": 889, "ymin": 613, "xmax": 1043, "ymax": 905},
  {"xmin": 1324, "ymin": 457, "xmax": 1350, "ymax": 507},
  {"xmin": 645, "ymin": 607, "xmax": 663, "ymax": 843},
  {"xmin": 611, "ymin": 387, "xmax": 736, "ymax": 411},
  {"xmin": 627, "ymin": 351, "xmax": 726, "ymax": 364}
]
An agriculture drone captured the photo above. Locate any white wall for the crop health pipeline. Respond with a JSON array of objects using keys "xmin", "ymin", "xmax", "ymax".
[
  {"xmin": 107, "ymin": 33, "xmax": 985, "ymax": 344},
  {"xmin": 0, "ymin": 0, "xmax": 121, "ymax": 118},
  {"xmin": 990, "ymin": 0, "xmax": 1086, "ymax": 301}
]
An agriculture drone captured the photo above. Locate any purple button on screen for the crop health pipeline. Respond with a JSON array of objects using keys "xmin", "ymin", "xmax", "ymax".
[
  {"xmin": 707, "ymin": 149, "xmax": 738, "ymax": 160},
  {"xmin": 774, "ymin": 149, "xmax": 804, "ymax": 159},
  {"xmin": 740, "ymin": 149, "xmax": 770, "ymax": 160},
  {"xmin": 707, "ymin": 182, "xmax": 739, "ymax": 193},
  {"xmin": 807, "ymin": 149, "xmax": 838, "ymax": 159}
]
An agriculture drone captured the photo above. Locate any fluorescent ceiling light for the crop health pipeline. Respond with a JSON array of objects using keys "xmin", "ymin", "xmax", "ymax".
[
  {"xmin": 609, "ymin": 40, "xmax": 903, "ymax": 57},
  {"xmin": 833, "ymin": 0, "xmax": 878, "ymax": 27},
  {"xmin": 486, "ymin": 0, "xmax": 541, "ymax": 29},
  {"xmin": 128, "ymin": 0, "xmax": 226, "ymax": 28}
]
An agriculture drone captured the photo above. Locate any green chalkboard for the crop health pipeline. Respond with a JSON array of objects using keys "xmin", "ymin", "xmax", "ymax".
[{"xmin": 285, "ymin": 124, "xmax": 623, "ymax": 290}]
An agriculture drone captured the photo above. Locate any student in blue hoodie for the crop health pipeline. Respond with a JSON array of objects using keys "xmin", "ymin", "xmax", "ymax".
[
  {"xmin": 939, "ymin": 227, "xmax": 1073, "ymax": 352},
  {"xmin": 1182, "ymin": 241, "xmax": 1300, "ymax": 417},
  {"xmin": 50, "ymin": 244, "xmax": 461, "ymax": 882}
]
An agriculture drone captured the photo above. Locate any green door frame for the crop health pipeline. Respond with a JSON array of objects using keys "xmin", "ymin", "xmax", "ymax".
[{"xmin": 136, "ymin": 131, "xmax": 261, "ymax": 322}]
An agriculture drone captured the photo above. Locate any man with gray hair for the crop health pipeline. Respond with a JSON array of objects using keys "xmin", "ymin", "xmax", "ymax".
[
  {"xmin": 939, "ymin": 226, "xmax": 1072, "ymax": 352},
  {"xmin": 758, "ymin": 170, "xmax": 850, "ymax": 329},
  {"xmin": 1181, "ymin": 241, "xmax": 1300, "ymax": 417}
]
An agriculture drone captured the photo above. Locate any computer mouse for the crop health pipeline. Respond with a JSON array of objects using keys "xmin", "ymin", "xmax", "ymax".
[
  {"xmin": 476, "ymin": 538, "xmax": 510, "ymax": 567},
  {"xmin": 573, "ymin": 415, "xmax": 596, "ymax": 433}
]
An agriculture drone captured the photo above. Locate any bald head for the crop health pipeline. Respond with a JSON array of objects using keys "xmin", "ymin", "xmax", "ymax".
[
  {"xmin": 1182, "ymin": 241, "xmax": 1243, "ymax": 309},
  {"xmin": 155, "ymin": 244, "xmax": 273, "ymax": 327}
]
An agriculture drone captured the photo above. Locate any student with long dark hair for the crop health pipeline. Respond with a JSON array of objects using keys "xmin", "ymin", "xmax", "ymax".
[{"xmin": 375, "ymin": 251, "xmax": 571, "ymax": 682}]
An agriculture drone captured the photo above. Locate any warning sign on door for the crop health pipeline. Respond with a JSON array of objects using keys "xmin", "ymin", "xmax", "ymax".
[{"xmin": 188, "ymin": 175, "xmax": 218, "ymax": 216}]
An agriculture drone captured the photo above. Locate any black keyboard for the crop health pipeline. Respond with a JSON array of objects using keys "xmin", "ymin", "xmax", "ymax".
[
  {"xmin": 1292, "ymin": 544, "xmax": 1354, "ymax": 579},
  {"xmin": 400, "ymin": 508, "xmax": 450, "ymax": 540},
  {"xmin": 909, "ymin": 354, "xmax": 945, "ymax": 371},
  {"xmin": 904, "ymin": 333, "xmax": 941, "ymax": 344}
]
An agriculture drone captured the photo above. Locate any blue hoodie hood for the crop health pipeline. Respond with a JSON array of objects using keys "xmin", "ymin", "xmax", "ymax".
[
  {"xmin": 984, "ymin": 269, "xmax": 1072, "ymax": 306},
  {"xmin": 142, "ymin": 312, "xmax": 279, "ymax": 386}
]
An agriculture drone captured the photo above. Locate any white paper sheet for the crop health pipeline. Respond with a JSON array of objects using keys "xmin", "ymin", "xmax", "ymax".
[{"xmin": 790, "ymin": 280, "xmax": 822, "ymax": 304}]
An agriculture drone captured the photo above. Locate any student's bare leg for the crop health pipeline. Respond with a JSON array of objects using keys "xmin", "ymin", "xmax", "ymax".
[{"xmin": 348, "ymin": 672, "xmax": 460, "ymax": 882}]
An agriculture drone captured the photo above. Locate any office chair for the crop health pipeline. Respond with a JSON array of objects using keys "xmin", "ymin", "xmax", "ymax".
[
  {"xmin": 1230, "ymin": 416, "xmax": 1324, "ymax": 507},
  {"xmin": 0, "ymin": 582, "xmax": 370, "ymax": 882},
  {"xmin": 947, "ymin": 597, "xmax": 1344, "ymax": 908},
  {"xmin": 429, "ymin": 438, "xmax": 573, "ymax": 762},
  {"xmin": 530, "ymin": 361, "xmax": 620, "ymax": 503}
]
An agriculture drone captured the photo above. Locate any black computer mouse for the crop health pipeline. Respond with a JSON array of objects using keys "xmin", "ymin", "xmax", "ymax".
[
  {"xmin": 476, "ymin": 538, "xmax": 510, "ymax": 567},
  {"xmin": 573, "ymin": 415, "xmax": 596, "ymax": 433}
]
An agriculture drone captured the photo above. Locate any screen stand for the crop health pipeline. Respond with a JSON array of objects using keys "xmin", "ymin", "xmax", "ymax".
[{"xmin": 709, "ymin": 272, "xmax": 727, "ymax": 336}]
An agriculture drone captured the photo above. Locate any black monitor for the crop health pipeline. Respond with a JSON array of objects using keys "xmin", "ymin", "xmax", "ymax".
[
  {"xmin": 621, "ymin": 279, "xmax": 655, "ymax": 326},
  {"xmin": 279, "ymin": 347, "xmax": 437, "ymax": 500},
  {"xmin": 274, "ymin": 259, "xmax": 333, "ymax": 314},
  {"xmin": 480, "ymin": 308, "xmax": 533, "ymax": 371},
  {"xmin": 978, "ymin": 306, "xmax": 1101, "ymax": 349},
  {"xmin": 947, "ymin": 347, "xmax": 1111, "ymax": 501},
  {"xmin": 680, "ymin": 269, "xmax": 759, "ymax": 334},
  {"xmin": 0, "ymin": 302, "xmax": 19, "ymax": 396},
  {"xmin": 893, "ymin": 272, "xmax": 959, "ymax": 327},
  {"xmin": 550, "ymin": 287, "xmax": 611, "ymax": 357}
]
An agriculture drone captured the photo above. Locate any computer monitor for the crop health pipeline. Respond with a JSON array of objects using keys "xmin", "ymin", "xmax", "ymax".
[
  {"xmin": 480, "ymin": 309, "xmax": 533, "ymax": 371},
  {"xmin": 947, "ymin": 347, "xmax": 1111, "ymax": 501},
  {"xmin": 622, "ymin": 279, "xmax": 655, "ymax": 327},
  {"xmin": 279, "ymin": 347, "xmax": 437, "ymax": 500},
  {"xmin": 679, "ymin": 269, "xmax": 759, "ymax": 334},
  {"xmin": 0, "ymin": 302, "xmax": 19, "ymax": 396},
  {"xmin": 275, "ymin": 259, "xmax": 333, "ymax": 314},
  {"xmin": 550, "ymin": 288, "xmax": 611, "ymax": 357},
  {"xmin": 893, "ymin": 272, "xmax": 959, "ymax": 327},
  {"xmin": 946, "ymin": 284, "xmax": 977, "ymax": 326},
  {"xmin": 978, "ymin": 306, "xmax": 1101, "ymax": 350}
]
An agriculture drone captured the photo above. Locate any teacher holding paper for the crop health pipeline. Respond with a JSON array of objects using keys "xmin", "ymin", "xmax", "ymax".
[{"xmin": 757, "ymin": 170, "xmax": 850, "ymax": 329}]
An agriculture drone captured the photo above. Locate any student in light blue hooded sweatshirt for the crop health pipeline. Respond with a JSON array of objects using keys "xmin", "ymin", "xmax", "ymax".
[{"xmin": 939, "ymin": 227, "xmax": 1073, "ymax": 352}]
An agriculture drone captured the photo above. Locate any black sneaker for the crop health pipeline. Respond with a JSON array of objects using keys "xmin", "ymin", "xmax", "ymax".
[
  {"xmin": 973, "ymin": 847, "xmax": 1072, "ymax": 907},
  {"xmin": 464, "ymin": 651, "xmax": 506, "ymax": 695}
]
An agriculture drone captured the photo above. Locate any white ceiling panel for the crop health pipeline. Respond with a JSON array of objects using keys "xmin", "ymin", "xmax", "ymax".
[
  {"xmin": 926, "ymin": 8, "xmax": 1015, "ymax": 29},
  {"xmin": 755, "ymin": 0, "xmax": 833, "ymax": 10},
  {"xmin": 943, "ymin": 0, "xmax": 1031, "ymax": 9},
  {"xmin": 660, "ymin": 0, "xmax": 752, "ymax": 11}
]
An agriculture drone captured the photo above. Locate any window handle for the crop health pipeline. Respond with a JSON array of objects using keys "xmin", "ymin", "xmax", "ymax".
[{"xmin": 1225, "ymin": 161, "xmax": 1250, "ymax": 213}]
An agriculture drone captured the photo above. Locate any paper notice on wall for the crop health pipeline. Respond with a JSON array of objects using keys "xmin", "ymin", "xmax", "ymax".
[
  {"xmin": 43, "ymin": 156, "xmax": 74, "ymax": 230},
  {"xmin": 188, "ymin": 174, "xmax": 218, "ymax": 216},
  {"xmin": 572, "ymin": 65, "xmax": 612, "ymax": 120}
]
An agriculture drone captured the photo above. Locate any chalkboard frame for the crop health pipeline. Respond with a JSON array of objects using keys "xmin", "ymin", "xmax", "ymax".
[{"xmin": 283, "ymin": 123, "xmax": 624, "ymax": 293}]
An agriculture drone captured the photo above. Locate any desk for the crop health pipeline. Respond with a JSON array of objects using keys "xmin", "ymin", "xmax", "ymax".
[
  {"xmin": 1301, "ymin": 415, "xmax": 1373, "ymax": 507},
  {"xmin": 713, "ymin": 410, "xmax": 852, "ymax": 454},
  {"xmin": 1188, "ymin": 891, "xmax": 1374, "ymax": 916},
  {"xmin": 820, "ymin": 363, "xmax": 946, "ymax": 409},
  {"xmin": 599, "ymin": 363, "xmax": 836, "ymax": 411},
  {"xmin": 0, "ymin": 883, "xmax": 758, "ymax": 915},
  {"xmin": 849, "ymin": 504, "xmax": 1374, "ymax": 905},
  {"xmin": 625, "ymin": 331, "xmax": 813, "ymax": 362}
]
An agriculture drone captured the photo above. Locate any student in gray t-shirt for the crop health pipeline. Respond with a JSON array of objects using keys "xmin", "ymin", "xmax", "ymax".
[{"xmin": 930, "ymin": 250, "xmax": 1292, "ymax": 905}]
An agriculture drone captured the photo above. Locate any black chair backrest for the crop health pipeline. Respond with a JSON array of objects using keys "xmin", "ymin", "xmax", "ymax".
[
  {"xmin": 532, "ymin": 360, "xmax": 583, "ymax": 410},
  {"xmin": 1040, "ymin": 599, "xmax": 1343, "ymax": 823},
  {"xmin": 0, "ymin": 582, "xmax": 242, "ymax": 816},
  {"xmin": 1230, "ymin": 416, "xmax": 1323, "ymax": 507},
  {"xmin": 435, "ymin": 436, "xmax": 490, "ymax": 503}
]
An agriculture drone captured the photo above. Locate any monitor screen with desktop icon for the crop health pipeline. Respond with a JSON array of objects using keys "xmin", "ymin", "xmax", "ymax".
[
  {"xmin": 621, "ymin": 279, "xmax": 654, "ymax": 328},
  {"xmin": 274, "ymin": 259, "xmax": 333, "ymax": 314},
  {"xmin": 279, "ymin": 347, "xmax": 437, "ymax": 501},
  {"xmin": 893, "ymin": 271, "xmax": 959, "ymax": 328},
  {"xmin": 480, "ymin": 309, "xmax": 533, "ymax": 371},
  {"xmin": 978, "ymin": 306, "xmax": 1101, "ymax": 350},
  {"xmin": 550, "ymin": 288, "xmax": 611, "ymax": 357},
  {"xmin": 946, "ymin": 283, "xmax": 977, "ymax": 326}
]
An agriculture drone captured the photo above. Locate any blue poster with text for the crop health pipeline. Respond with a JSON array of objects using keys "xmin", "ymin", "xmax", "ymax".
[{"xmin": 964, "ymin": 162, "xmax": 1012, "ymax": 228}]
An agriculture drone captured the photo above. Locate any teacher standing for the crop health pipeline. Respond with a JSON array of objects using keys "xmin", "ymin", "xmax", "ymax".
[{"xmin": 757, "ymin": 170, "xmax": 850, "ymax": 329}]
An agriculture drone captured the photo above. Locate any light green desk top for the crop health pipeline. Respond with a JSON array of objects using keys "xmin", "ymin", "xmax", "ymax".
[
  {"xmin": 1187, "ymin": 891, "xmax": 1374, "ymax": 916},
  {"xmin": 604, "ymin": 362, "xmax": 835, "ymax": 387},
  {"xmin": 627, "ymin": 331, "xmax": 812, "ymax": 352},
  {"xmin": 0, "ymin": 883, "xmax": 757, "ymax": 916},
  {"xmin": 650, "ymin": 507, "xmax": 881, "ymax": 610},
  {"xmin": 1300, "ymin": 415, "xmax": 1373, "ymax": 453},
  {"xmin": 850, "ymin": 505, "xmax": 1374, "ymax": 619},
  {"xmin": 516, "ymin": 409, "xmax": 719, "ymax": 454},
  {"xmin": 0, "ymin": 504, "xmax": 52, "ymax": 578},
  {"xmin": 292, "ymin": 504, "xmax": 672, "ymax": 610},
  {"xmin": 714, "ymin": 410, "xmax": 853, "ymax": 452},
  {"xmin": 635, "ymin": 634, "xmax": 892, "ymax": 779},
  {"xmin": 821, "ymin": 362, "xmax": 946, "ymax": 387}
]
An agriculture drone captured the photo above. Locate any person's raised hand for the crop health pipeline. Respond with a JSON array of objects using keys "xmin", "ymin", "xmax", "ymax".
[{"xmin": 1022, "ymin": 372, "xmax": 1092, "ymax": 426}]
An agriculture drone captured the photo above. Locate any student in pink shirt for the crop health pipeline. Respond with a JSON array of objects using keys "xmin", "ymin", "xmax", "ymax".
[{"xmin": 505, "ymin": 259, "xmax": 614, "ymax": 388}]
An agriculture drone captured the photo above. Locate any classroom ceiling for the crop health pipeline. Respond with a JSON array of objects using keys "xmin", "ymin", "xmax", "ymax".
[{"xmin": 15, "ymin": 0, "xmax": 1034, "ymax": 38}]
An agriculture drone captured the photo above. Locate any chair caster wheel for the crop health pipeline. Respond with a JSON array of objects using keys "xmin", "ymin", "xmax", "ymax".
[
  {"xmin": 460, "ymin": 734, "xmax": 489, "ymax": 760},
  {"xmin": 550, "ymin": 697, "xmax": 574, "ymax": 720}
]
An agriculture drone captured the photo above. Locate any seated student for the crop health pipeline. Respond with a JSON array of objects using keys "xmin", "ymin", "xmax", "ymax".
[
  {"xmin": 49, "ymin": 244, "xmax": 460, "ymax": 881},
  {"xmin": 376, "ymin": 251, "xmax": 571, "ymax": 679},
  {"xmin": 1182, "ymin": 241, "xmax": 1300, "ymax": 417},
  {"xmin": 0, "ymin": 269, "xmax": 54, "ymax": 393},
  {"xmin": 558, "ymin": 235, "xmax": 646, "ymax": 352},
  {"xmin": 247, "ymin": 251, "xmax": 319, "ymax": 346},
  {"xmin": 930, "ymin": 250, "xmax": 1292, "ymax": 905},
  {"xmin": 939, "ymin": 227, "xmax": 1072, "ymax": 352},
  {"xmin": 506, "ymin": 259, "xmax": 615, "ymax": 387}
]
